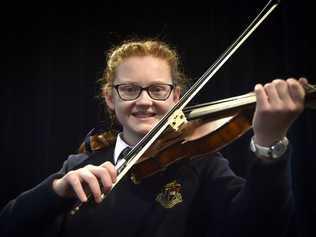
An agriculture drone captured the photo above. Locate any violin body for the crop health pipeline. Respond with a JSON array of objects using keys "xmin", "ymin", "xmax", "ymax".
[{"xmin": 130, "ymin": 110, "xmax": 253, "ymax": 183}]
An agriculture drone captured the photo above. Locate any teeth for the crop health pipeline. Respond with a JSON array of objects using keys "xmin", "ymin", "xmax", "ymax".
[
  {"xmin": 135, "ymin": 114, "xmax": 152, "ymax": 117},
  {"xmin": 134, "ymin": 112, "xmax": 154, "ymax": 115},
  {"xmin": 133, "ymin": 112, "xmax": 155, "ymax": 117}
]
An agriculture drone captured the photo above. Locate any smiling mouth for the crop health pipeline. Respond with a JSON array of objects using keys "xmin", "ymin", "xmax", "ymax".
[{"xmin": 132, "ymin": 112, "xmax": 156, "ymax": 118}]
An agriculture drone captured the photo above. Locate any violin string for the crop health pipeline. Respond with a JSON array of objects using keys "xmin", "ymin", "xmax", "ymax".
[
  {"xmin": 188, "ymin": 83, "xmax": 316, "ymax": 119},
  {"xmin": 208, "ymin": 83, "xmax": 316, "ymax": 115},
  {"xmin": 185, "ymin": 92, "xmax": 255, "ymax": 109},
  {"xmin": 187, "ymin": 94, "xmax": 256, "ymax": 119},
  {"xmin": 304, "ymin": 83, "xmax": 316, "ymax": 92}
]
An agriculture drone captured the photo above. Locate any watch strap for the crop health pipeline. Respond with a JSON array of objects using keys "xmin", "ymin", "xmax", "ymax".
[{"xmin": 250, "ymin": 136, "xmax": 289, "ymax": 159}]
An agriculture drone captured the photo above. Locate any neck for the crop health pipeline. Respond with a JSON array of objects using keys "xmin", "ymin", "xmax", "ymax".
[{"xmin": 121, "ymin": 131, "xmax": 142, "ymax": 146}]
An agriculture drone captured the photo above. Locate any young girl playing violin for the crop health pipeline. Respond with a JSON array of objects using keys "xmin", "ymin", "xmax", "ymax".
[{"xmin": 0, "ymin": 39, "xmax": 307, "ymax": 237}]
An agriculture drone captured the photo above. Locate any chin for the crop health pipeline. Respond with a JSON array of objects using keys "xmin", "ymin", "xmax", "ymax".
[
  {"xmin": 132, "ymin": 117, "xmax": 158, "ymax": 127},
  {"xmin": 134, "ymin": 126, "xmax": 154, "ymax": 136}
]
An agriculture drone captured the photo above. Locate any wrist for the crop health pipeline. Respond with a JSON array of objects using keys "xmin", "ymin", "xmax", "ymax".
[
  {"xmin": 253, "ymin": 133, "xmax": 286, "ymax": 147},
  {"xmin": 250, "ymin": 136, "xmax": 289, "ymax": 159}
]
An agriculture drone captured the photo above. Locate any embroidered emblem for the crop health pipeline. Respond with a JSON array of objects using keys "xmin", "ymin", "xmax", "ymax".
[{"xmin": 156, "ymin": 180, "xmax": 183, "ymax": 208}]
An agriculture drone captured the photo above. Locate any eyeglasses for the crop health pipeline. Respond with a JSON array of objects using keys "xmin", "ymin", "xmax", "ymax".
[{"xmin": 113, "ymin": 83, "xmax": 174, "ymax": 101}]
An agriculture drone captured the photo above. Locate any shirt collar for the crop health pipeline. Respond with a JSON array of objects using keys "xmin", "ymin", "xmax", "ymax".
[{"xmin": 114, "ymin": 133, "xmax": 131, "ymax": 164}]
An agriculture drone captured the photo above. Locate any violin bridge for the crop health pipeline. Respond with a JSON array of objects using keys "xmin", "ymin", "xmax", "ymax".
[{"xmin": 168, "ymin": 110, "xmax": 188, "ymax": 131}]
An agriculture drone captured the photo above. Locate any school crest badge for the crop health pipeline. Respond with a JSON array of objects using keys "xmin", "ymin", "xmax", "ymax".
[{"xmin": 156, "ymin": 180, "xmax": 183, "ymax": 208}]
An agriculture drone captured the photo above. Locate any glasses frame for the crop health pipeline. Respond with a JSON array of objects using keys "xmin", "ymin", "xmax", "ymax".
[{"xmin": 112, "ymin": 83, "xmax": 175, "ymax": 101}]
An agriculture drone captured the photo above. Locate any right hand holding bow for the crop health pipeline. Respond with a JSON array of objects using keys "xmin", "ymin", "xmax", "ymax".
[{"xmin": 52, "ymin": 161, "xmax": 117, "ymax": 203}]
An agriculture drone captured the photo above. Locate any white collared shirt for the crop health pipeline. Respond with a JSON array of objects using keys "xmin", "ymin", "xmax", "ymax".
[{"xmin": 113, "ymin": 133, "xmax": 131, "ymax": 164}]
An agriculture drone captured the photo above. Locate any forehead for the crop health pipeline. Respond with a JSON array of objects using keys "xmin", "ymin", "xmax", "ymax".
[{"xmin": 115, "ymin": 56, "xmax": 172, "ymax": 84}]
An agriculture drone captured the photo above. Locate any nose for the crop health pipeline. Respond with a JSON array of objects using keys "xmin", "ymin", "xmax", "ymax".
[{"xmin": 135, "ymin": 90, "xmax": 153, "ymax": 106}]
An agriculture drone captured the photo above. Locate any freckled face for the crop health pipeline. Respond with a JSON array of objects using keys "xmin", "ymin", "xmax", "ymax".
[{"xmin": 105, "ymin": 56, "xmax": 180, "ymax": 146}]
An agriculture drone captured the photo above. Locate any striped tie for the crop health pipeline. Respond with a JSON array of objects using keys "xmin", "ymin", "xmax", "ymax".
[{"xmin": 116, "ymin": 147, "xmax": 131, "ymax": 164}]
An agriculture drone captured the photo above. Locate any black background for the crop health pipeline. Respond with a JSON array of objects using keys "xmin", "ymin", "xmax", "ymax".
[{"xmin": 1, "ymin": 0, "xmax": 315, "ymax": 233}]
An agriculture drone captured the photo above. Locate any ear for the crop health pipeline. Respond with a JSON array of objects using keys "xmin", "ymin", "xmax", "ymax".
[
  {"xmin": 173, "ymin": 86, "xmax": 181, "ymax": 102},
  {"xmin": 102, "ymin": 86, "xmax": 115, "ymax": 111}
]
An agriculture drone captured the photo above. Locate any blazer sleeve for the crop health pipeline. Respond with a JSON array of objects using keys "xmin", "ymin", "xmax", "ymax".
[
  {"xmin": 200, "ymin": 149, "xmax": 294, "ymax": 237},
  {"xmin": 0, "ymin": 153, "xmax": 89, "ymax": 237}
]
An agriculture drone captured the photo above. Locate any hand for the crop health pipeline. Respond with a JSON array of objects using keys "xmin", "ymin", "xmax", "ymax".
[
  {"xmin": 52, "ymin": 161, "xmax": 117, "ymax": 203},
  {"xmin": 252, "ymin": 78, "xmax": 307, "ymax": 146}
]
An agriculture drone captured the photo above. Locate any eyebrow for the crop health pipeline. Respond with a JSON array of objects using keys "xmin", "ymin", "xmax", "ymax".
[{"xmin": 114, "ymin": 79, "xmax": 173, "ymax": 85}]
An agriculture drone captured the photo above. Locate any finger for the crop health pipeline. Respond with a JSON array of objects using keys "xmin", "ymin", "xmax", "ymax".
[
  {"xmin": 80, "ymin": 168, "xmax": 103, "ymax": 203},
  {"xmin": 264, "ymin": 82, "xmax": 281, "ymax": 106},
  {"xmin": 299, "ymin": 77, "xmax": 308, "ymax": 85},
  {"xmin": 273, "ymin": 79, "xmax": 292, "ymax": 105},
  {"xmin": 287, "ymin": 78, "xmax": 305, "ymax": 107},
  {"xmin": 101, "ymin": 161, "xmax": 117, "ymax": 183},
  {"xmin": 298, "ymin": 77, "xmax": 312, "ymax": 93},
  {"xmin": 89, "ymin": 165, "xmax": 114, "ymax": 194},
  {"xmin": 254, "ymin": 84, "xmax": 269, "ymax": 110},
  {"xmin": 67, "ymin": 172, "xmax": 88, "ymax": 202}
]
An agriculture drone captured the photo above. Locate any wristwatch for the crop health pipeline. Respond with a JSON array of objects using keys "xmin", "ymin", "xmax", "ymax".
[{"xmin": 250, "ymin": 136, "xmax": 289, "ymax": 159}]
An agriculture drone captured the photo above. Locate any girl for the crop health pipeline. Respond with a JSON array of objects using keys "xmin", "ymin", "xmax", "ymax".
[{"xmin": 1, "ymin": 39, "xmax": 307, "ymax": 237}]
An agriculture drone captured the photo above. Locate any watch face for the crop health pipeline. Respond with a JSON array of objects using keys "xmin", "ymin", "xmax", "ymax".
[
  {"xmin": 271, "ymin": 142, "xmax": 286, "ymax": 158},
  {"xmin": 274, "ymin": 145, "xmax": 284, "ymax": 153}
]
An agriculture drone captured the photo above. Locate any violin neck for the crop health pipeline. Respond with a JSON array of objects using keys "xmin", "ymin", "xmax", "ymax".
[
  {"xmin": 184, "ymin": 84, "xmax": 316, "ymax": 121},
  {"xmin": 184, "ymin": 93, "xmax": 256, "ymax": 120},
  {"xmin": 305, "ymin": 84, "xmax": 316, "ymax": 109}
]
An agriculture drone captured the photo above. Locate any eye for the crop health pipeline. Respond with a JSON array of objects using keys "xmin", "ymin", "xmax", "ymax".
[
  {"xmin": 150, "ymin": 85, "xmax": 167, "ymax": 93},
  {"xmin": 120, "ymin": 85, "xmax": 138, "ymax": 93}
]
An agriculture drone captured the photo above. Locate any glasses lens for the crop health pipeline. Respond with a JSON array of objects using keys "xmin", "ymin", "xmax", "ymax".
[
  {"xmin": 117, "ymin": 84, "xmax": 140, "ymax": 100},
  {"xmin": 148, "ymin": 84, "xmax": 172, "ymax": 100}
]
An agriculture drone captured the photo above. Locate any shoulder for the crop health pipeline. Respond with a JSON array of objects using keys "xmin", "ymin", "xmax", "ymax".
[
  {"xmin": 66, "ymin": 153, "xmax": 89, "ymax": 167},
  {"xmin": 60, "ymin": 145, "xmax": 115, "ymax": 173}
]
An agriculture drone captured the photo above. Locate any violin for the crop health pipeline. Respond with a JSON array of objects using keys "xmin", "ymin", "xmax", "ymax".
[
  {"xmin": 71, "ymin": 0, "xmax": 315, "ymax": 214},
  {"xmin": 83, "ymin": 84, "xmax": 316, "ymax": 184}
]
